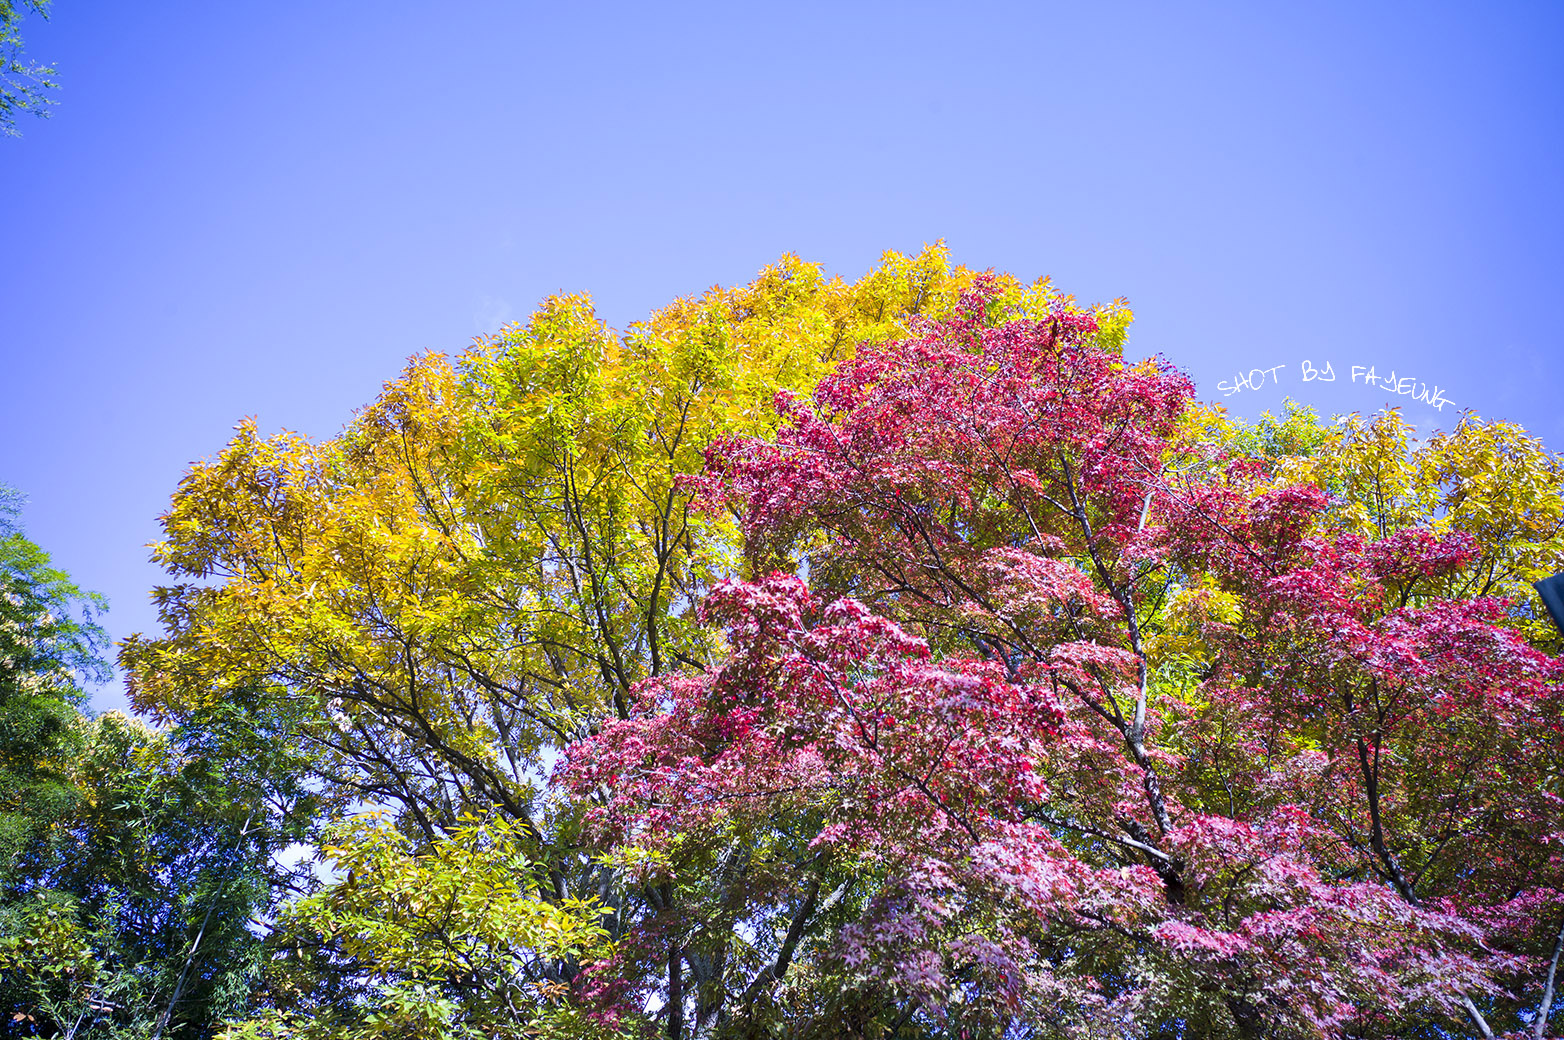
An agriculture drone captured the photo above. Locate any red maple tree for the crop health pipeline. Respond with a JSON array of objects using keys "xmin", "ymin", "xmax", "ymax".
[{"xmin": 563, "ymin": 281, "xmax": 1564, "ymax": 1039}]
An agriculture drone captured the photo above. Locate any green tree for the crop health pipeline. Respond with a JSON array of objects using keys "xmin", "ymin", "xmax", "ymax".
[
  {"xmin": 0, "ymin": 482, "xmax": 106, "ymax": 891},
  {"xmin": 0, "ymin": 482, "xmax": 109, "ymax": 1032},
  {"xmin": 0, "ymin": 486, "xmax": 309, "ymax": 1038},
  {"xmin": 1, "ymin": 0, "xmax": 57, "ymax": 136}
]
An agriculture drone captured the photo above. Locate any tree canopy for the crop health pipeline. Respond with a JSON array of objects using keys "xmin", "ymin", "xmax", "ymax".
[{"xmin": 41, "ymin": 246, "xmax": 1558, "ymax": 1038}]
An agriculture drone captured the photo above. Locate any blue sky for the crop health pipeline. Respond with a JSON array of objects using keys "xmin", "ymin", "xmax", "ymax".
[{"xmin": 2, "ymin": 2, "xmax": 1560, "ymax": 712}]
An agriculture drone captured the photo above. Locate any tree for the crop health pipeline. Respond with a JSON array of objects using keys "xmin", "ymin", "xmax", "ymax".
[
  {"xmin": 563, "ymin": 282, "xmax": 1564, "ymax": 1037},
  {"xmin": 0, "ymin": 487, "xmax": 305, "ymax": 1038},
  {"xmin": 6, "ymin": 709, "xmax": 279, "ymax": 1040},
  {"xmin": 0, "ymin": 482, "xmax": 106, "ymax": 896},
  {"xmin": 1, "ymin": 0, "xmax": 57, "ymax": 136},
  {"xmin": 0, "ymin": 482, "xmax": 108, "ymax": 1032},
  {"xmin": 222, "ymin": 814, "xmax": 617, "ymax": 1040}
]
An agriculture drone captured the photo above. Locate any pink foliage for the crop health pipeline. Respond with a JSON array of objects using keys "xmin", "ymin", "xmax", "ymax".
[{"xmin": 562, "ymin": 283, "xmax": 1564, "ymax": 1037}]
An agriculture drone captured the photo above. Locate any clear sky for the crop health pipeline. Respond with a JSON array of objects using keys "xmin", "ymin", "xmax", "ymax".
[{"xmin": 2, "ymin": 1, "xmax": 1560, "ymax": 713}]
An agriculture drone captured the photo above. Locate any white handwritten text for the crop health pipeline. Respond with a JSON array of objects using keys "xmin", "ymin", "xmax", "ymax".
[{"xmin": 1218, "ymin": 359, "xmax": 1454, "ymax": 412}]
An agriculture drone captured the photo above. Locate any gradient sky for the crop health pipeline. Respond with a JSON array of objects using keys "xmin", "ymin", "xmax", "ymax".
[{"xmin": 2, "ymin": 1, "xmax": 1561, "ymax": 713}]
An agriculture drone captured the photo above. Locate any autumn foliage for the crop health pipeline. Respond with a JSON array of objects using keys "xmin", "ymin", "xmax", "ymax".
[{"xmin": 102, "ymin": 248, "xmax": 1564, "ymax": 1039}]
